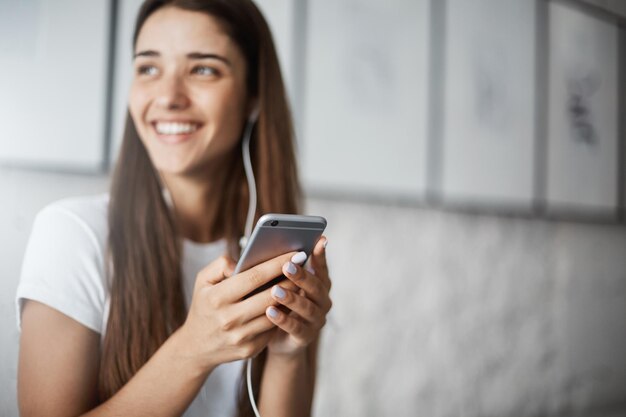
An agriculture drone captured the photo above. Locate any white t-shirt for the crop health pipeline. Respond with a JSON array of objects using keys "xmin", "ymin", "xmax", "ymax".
[{"xmin": 15, "ymin": 194, "xmax": 244, "ymax": 417}]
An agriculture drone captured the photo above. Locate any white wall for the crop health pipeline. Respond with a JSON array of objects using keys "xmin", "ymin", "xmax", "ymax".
[
  {"xmin": 0, "ymin": 0, "xmax": 111, "ymax": 171},
  {"xmin": 1, "ymin": 167, "xmax": 625, "ymax": 416}
]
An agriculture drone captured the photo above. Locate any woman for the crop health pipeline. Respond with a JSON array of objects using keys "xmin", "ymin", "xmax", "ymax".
[{"xmin": 16, "ymin": 1, "xmax": 332, "ymax": 416}]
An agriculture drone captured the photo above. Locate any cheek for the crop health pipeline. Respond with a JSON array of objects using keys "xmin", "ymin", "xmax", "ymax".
[
  {"xmin": 200, "ymin": 88, "xmax": 248, "ymax": 145},
  {"xmin": 127, "ymin": 86, "xmax": 152, "ymax": 143}
]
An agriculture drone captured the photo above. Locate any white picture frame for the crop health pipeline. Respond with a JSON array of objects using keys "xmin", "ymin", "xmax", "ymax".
[
  {"xmin": 253, "ymin": 0, "xmax": 298, "ymax": 105},
  {"xmin": 0, "ymin": 0, "xmax": 112, "ymax": 172},
  {"xmin": 545, "ymin": 1, "xmax": 620, "ymax": 215},
  {"xmin": 439, "ymin": 0, "xmax": 537, "ymax": 209},
  {"xmin": 109, "ymin": 0, "xmax": 145, "ymax": 166},
  {"xmin": 301, "ymin": 0, "xmax": 431, "ymax": 200}
]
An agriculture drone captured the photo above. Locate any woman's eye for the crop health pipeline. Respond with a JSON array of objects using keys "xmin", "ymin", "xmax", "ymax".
[
  {"xmin": 137, "ymin": 65, "xmax": 158, "ymax": 76},
  {"xmin": 192, "ymin": 66, "xmax": 218, "ymax": 77}
]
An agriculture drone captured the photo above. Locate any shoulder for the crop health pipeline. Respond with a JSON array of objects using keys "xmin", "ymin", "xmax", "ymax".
[
  {"xmin": 16, "ymin": 193, "xmax": 111, "ymax": 333},
  {"xmin": 35, "ymin": 193, "xmax": 109, "ymax": 248}
]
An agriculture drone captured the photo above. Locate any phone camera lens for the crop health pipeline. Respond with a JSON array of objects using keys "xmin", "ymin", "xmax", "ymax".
[{"xmin": 271, "ymin": 220, "xmax": 279, "ymax": 227}]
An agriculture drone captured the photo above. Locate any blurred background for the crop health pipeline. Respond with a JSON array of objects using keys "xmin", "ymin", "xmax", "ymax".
[{"xmin": 1, "ymin": 0, "xmax": 626, "ymax": 416}]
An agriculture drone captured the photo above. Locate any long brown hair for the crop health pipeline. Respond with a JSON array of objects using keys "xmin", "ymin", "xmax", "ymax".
[{"xmin": 100, "ymin": 1, "xmax": 300, "ymax": 415}]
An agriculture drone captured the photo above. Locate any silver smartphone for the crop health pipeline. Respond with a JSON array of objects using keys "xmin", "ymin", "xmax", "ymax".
[{"xmin": 234, "ymin": 213, "xmax": 327, "ymax": 298}]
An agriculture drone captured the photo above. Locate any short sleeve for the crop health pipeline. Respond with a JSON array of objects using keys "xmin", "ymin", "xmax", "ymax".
[{"xmin": 15, "ymin": 203, "xmax": 108, "ymax": 334}]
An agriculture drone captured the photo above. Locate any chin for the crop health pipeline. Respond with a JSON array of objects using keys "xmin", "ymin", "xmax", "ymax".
[
  {"xmin": 148, "ymin": 142, "xmax": 239, "ymax": 179},
  {"xmin": 155, "ymin": 156, "xmax": 226, "ymax": 179},
  {"xmin": 150, "ymin": 153, "xmax": 198, "ymax": 176}
]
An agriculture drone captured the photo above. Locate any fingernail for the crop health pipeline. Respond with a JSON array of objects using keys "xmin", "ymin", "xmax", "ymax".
[
  {"xmin": 272, "ymin": 285, "xmax": 286, "ymax": 299},
  {"xmin": 267, "ymin": 306, "xmax": 279, "ymax": 318},
  {"xmin": 305, "ymin": 265, "xmax": 316, "ymax": 275},
  {"xmin": 323, "ymin": 239, "xmax": 328, "ymax": 249},
  {"xmin": 291, "ymin": 251, "xmax": 307, "ymax": 265},
  {"xmin": 285, "ymin": 261, "xmax": 297, "ymax": 275}
]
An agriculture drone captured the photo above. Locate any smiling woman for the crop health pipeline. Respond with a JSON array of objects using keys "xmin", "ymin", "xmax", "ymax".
[
  {"xmin": 130, "ymin": 7, "xmax": 251, "ymax": 175},
  {"xmin": 15, "ymin": 1, "xmax": 332, "ymax": 417}
]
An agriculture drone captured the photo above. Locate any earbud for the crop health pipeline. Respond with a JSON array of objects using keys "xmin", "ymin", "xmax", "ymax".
[{"xmin": 247, "ymin": 105, "xmax": 260, "ymax": 124}]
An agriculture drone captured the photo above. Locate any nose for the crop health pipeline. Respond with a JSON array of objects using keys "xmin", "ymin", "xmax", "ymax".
[{"xmin": 154, "ymin": 73, "xmax": 190, "ymax": 110}]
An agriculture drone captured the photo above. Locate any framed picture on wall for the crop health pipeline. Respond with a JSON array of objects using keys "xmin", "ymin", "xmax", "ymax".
[
  {"xmin": 301, "ymin": 0, "xmax": 431, "ymax": 200},
  {"xmin": 253, "ymin": 0, "xmax": 298, "ymax": 105},
  {"xmin": 438, "ymin": 0, "xmax": 537, "ymax": 210},
  {"xmin": 0, "ymin": 0, "xmax": 113, "ymax": 172},
  {"xmin": 110, "ymin": 0, "xmax": 145, "ymax": 167},
  {"xmin": 545, "ymin": 1, "xmax": 620, "ymax": 216}
]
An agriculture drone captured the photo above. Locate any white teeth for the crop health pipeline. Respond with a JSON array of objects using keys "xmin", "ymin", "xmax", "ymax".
[{"xmin": 155, "ymin": 122, "xmax": 199, "ymax": 135}]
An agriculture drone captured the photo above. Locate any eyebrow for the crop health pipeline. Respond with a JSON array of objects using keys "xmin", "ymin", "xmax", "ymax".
[{"xmin": 133, "ymin": 50, "xmax": 231, "ymax": 66}]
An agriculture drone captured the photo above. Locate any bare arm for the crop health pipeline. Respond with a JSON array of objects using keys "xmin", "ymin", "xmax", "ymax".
[
  {"xmin": 18, "ymin": 252, "xmax": 300, "ymax": 417},
  {"xmin": 258, "ymin": 237, "xmax": 331, "ymax": 417},
  {"xmin": 18, "ymin": 300, "xmax": 208, "ymax": 417},
  {"xmin": 18, "ymin": 301, "xmax": 100, "ymax": 416},
  {"xmin": 258, "ymin": 338, "xmax": 319, "ymax": 417}
]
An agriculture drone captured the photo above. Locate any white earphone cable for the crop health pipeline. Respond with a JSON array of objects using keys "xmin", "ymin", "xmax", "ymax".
[
  {"xmin": 246, "ymin": 357, "xmax": 260, "ymax": 417},
  {"xmin": 241, "ymin": 112, "xmax": 258, "ymax": 248},
  {"xmin": 241, "ymin": 108, "xmax": 261, "ymax": 417}
]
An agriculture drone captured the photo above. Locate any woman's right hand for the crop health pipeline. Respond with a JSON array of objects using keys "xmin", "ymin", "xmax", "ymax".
[{"xmin": 177, "ymin": 252, "xmax": 299, "ymax": 373}]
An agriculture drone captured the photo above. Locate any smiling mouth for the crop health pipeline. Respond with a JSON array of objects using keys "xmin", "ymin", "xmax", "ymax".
[{"xmin": 153, "ymin": 121, "xmax": 201, "ymax": 135}]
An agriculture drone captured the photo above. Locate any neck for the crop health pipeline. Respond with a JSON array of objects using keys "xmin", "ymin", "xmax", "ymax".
[{"xmin": 160, "ymin": 153, "xmax": 237, "ymax": 243}]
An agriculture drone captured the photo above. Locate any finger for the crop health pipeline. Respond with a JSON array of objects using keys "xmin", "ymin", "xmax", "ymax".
[
  {"xmin": 311, "ymin": 236, "xmax": 328, "ymax": 267},
  {"xmin": 238, "ymin": 328, "xmax": 275, "ymax": 360},
  {"xmin": 282, "ymin": 261, "xmax": 332, "ymax": 311},
  {"xmin": 222, "ymin": 257, "xmax": 236, "ymax": 278},
  {"xmin": 266, "ymin": 306, "xmax": 315, "ymax": 344},
  {"xmin": 195, "ymin": 256, "xmax": 237, "ymax": 290},
  {"xmin": 278, "ymin": 277, "xmax": 299, "ymax": 293},
  {"xmin": 309, "ymin": 237, "xmax": 330, "ymax": 288},
  {"xmin": 232, "ymin": 286, "xmax": 279, "ymax": 325},
  {"xmin": 230, "ymin": 314, "xmax": 276, "ymax": 345},
  {"xmin": 270, "ymin": 285, "xmax": 326, "ymax": 324},
  {"xmin": 233, "ymin": 275, "xmax": 302, "ymax": 324},
  {"xmin": 220, "ymin": 252, "xmax": 297, "ymax": 302}
]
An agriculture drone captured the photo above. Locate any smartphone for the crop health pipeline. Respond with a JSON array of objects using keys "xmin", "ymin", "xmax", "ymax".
[{"xmin": 234, "ymin": 213, "xmax": 327, "ymax": 298}]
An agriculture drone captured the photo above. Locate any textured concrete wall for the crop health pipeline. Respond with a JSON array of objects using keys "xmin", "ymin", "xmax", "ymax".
[
  {"xmin": 1, "ymin": 168, "xmax": 625, "ymax": 416},
  {"xmin": 307, "ymin": 198, "xmax": 626, "ymax": 417}
]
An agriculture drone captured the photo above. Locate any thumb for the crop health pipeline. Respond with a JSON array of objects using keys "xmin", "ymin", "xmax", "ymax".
[{"xmin": 195, "ymin": 255, "xmax": 237, "ymax": 289}]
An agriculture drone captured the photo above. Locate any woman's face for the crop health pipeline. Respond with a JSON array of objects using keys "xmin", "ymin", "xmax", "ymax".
[{"xmin": 129, "ymin": 6, "xmax": 250, "ymax": 176}]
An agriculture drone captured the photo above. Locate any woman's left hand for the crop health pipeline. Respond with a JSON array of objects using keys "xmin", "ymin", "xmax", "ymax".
[{"xmin": 265, "ymin": 236, "xmax": 332, "ymax": 357}]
